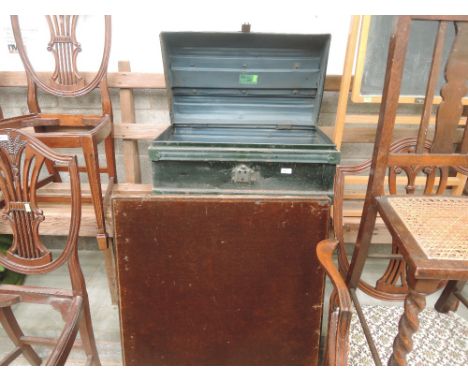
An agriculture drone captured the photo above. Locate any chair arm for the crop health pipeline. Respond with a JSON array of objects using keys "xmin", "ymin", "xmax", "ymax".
[
  {"xmin": 317, "ymin": 239, "xmax": 352, "ymax": 313},
  {"xmin": 317, "ymin": 239, "xmax": 353, "ymax": 366},
  {"xmin": 45, "ymin": 296, "xmax": 83, "ymax": 366}
]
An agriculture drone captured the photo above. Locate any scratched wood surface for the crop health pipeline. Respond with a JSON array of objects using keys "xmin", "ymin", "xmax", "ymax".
[{"xmin": 113, "ymin": 195, "xmax": 329, "ymax": 365}]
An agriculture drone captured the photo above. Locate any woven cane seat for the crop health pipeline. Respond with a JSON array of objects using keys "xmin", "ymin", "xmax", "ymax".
[
  {"xmin": 380, "ymin": 196, "xmax": 468, "ymax": 261},
  {"xmin": 348, "ymin": 305, "xmax": 468, "ymax": 366}
]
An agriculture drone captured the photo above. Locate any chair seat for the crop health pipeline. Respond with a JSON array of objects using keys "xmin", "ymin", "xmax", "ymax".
[
  {"xmin": 383, "ymin": 196, "xmax": 468, "ymax": 261},
  {"xmin": 348, "ymin": 304, "xmax": 468, "ymax": 366}
]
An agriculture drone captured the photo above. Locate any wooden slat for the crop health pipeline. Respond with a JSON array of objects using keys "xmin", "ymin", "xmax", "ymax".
[
  {"xmin": 344, "ymin": 175, "xmax": 464, "ymax": 187},
  {"xmin": 113, "ymin": 123, "xmax": 466, "ymax": 144},
  {"xmin": 342, "ymin": 216, "xmax": 392, "ymax": 244},
  {"xmin": 325, "ymin": 75, "xmax": 351, "ymax": 92},
  {"xmin": 351, "ymin": 16, "xmax": 371, "ymax": 104},
  {"xmin": 0, "ymin": 71, "xmax": 344, "ymax": 92},
  {"xmin": 416, "ymin": 21, "xmax": 448, "ymax": 152},
  {"xmin": 0, "ymin": 203, "xmax": 98, "ymax": 237},
  {"xmin": 107, "ymin": 72, "xmax": 165, "ymax": 89},
  {"xmin": 37, "ymin": 182, "xmax": 151, "ymax": 198},
  {"xmin": 0, "ymin": 71, "xmax": 166, "ymax": 89},
  {"xmin": 452, "ymin": 173, "xmax": 468, "ymax": 196},
  {"xmin": 327, "ymin": 125, "xmax": 465, "ymax": 143},
  {"xmin": 42, "ymin": 120, "xmax": 457, "ymax": 145},
  {"xmin": 343, "ymin": 209, "xmax": 363, "ymax": 217},
  {"xmin": 118, "ymin": 61, "xmax": 141, "ymax": 183},
  {"xmin": 0, "ymin": 180, "xmax": 397, "ymax": 243},
  {"xmin": 334, "ymin": 16, "xmax": 361, "ymax": 149},
  {"xmin": 341, "ymin": 176, "xmax": 466, "ymax": 201},
  {"xmin": 0, "ymin": 183, "xmax": 152, "ymax": 237},
  {"xmin": 389, "ymin": 153, "xmax": 468, "ymax": 167},
  {"xmin": 4, "ymin": 180, "xmax": 400, "ymax": 243},
  {"xmin": 345, "ymin": 114, "xmax": 467, "ymax": 126},
  {"xmin": 113, "ymin": 123, "xmax": 169, "ymax": 140}
]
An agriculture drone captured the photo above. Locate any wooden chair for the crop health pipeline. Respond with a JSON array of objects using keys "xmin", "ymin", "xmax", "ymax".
[
  {"xmin": 318, "ymin": 16, "xmax": 468, "ymax": 366},
  {"xmin": 0, "ymin": 128, "xmax": 100, "ymax": 365},
  {"xmin": 0, "ymin": 15, "xmax": 117, "ymax": 300}
]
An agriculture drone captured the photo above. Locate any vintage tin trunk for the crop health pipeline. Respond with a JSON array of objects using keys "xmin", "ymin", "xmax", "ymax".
[{"xmin": 149, "ymin": 31, "xmax": 339, "ymax": 196}]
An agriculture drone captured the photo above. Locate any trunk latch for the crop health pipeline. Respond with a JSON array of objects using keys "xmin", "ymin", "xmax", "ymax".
[{"xmin": 231, "ymin": 164, "xmax": 256, "ymax": 184}]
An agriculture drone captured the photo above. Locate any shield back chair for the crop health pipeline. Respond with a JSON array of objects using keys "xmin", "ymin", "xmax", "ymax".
[
  {"xmin": 0, "ymin": 15, "xmax": 117, "ymax": 301},
  {"xmin": 318, "ymin": 15, "xmax": 468, "ymax": 366},
  {"xmin": 0, "ymin": 128, "xmax": 100, "ymax": 366}
]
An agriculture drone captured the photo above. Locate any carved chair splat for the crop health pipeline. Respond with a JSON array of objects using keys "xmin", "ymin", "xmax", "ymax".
[
  {"xmin": 318, "ymin": 16, "xmax": 468, "ymax": 366},
  {"xmin": 0, "ymin": 128, "xmax": 100, "ymax": 366}
]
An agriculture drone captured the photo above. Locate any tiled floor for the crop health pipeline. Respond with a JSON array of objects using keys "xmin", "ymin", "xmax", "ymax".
[{"xmin": 0, "ymin": 248, "xmax": 466, "ymax": 365}]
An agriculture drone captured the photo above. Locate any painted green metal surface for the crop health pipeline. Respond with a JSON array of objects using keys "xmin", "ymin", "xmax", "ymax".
[{"xmin": 150, "ymin": 31, "xmax": 339, "ymax": 196}]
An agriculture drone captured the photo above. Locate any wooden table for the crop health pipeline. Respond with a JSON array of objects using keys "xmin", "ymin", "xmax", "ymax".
[{"xmin": 112, "ymin": 195, "xmax": 329, "ymax": 365}]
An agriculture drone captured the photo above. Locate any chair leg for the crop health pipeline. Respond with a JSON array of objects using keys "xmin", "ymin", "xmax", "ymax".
[
  {"xmin": 102, "ymin": 241, "xmax": 118, "ymax": 305},
  {"xmin": 103, "ymin": 134, "xmax": 118, "ymax": 305},
  {"xmin": 104, "ymin": 133, "xmax": 118, "ymax": 183},
  {"xmin": 388, "ymin": 278, "xmax": 440, "ymax": 366},
  {"xmin": 82, "ymin": 137, "xmax": 117, "ymax": 304},
  {"xmin": 82, "ymin": 137, "xmax": 108, "ymax": 251},
  {"xmin": 0, "ymin": 306, "xmax": 42, "ymax": 366},
  {"xmin": 388, "ymin": 288, "xmax": 426, "ymax": 366},
  {"xmin": 435, "ymin": 280, "xmax": 465, "ymax": 313},
  {"xmin": 78, "ymin": 296, "xmax": 101, "ymax": 366}
]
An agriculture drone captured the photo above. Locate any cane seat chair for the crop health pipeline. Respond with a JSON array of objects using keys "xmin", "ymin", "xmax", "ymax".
[
  {"xmin": 0, "ymin": 128, "xmax": 100, "ymax": 365},
  {"xmin": 318, "ymin": 16, "xmax": 468, "ymax": 366},
  {"xmin": 0, "ymin": 15, "xmax": 117, "ymax": 299}
]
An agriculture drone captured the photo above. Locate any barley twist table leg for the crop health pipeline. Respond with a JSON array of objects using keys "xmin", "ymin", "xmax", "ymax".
[{"xmin": 388, "ymin": 289, "xmax": 426, "ymax": 366}]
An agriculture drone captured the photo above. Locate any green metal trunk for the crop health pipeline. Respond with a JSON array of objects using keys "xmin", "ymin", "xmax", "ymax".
[{"xmin": 149, "ymin": 31, "xmax": 339, "ymax": 196}]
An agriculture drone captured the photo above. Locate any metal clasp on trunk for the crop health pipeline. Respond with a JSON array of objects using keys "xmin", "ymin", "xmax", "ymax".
[{"xmin": 231, "ymin": 164, "xmax": 256, "ymax": 184}]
